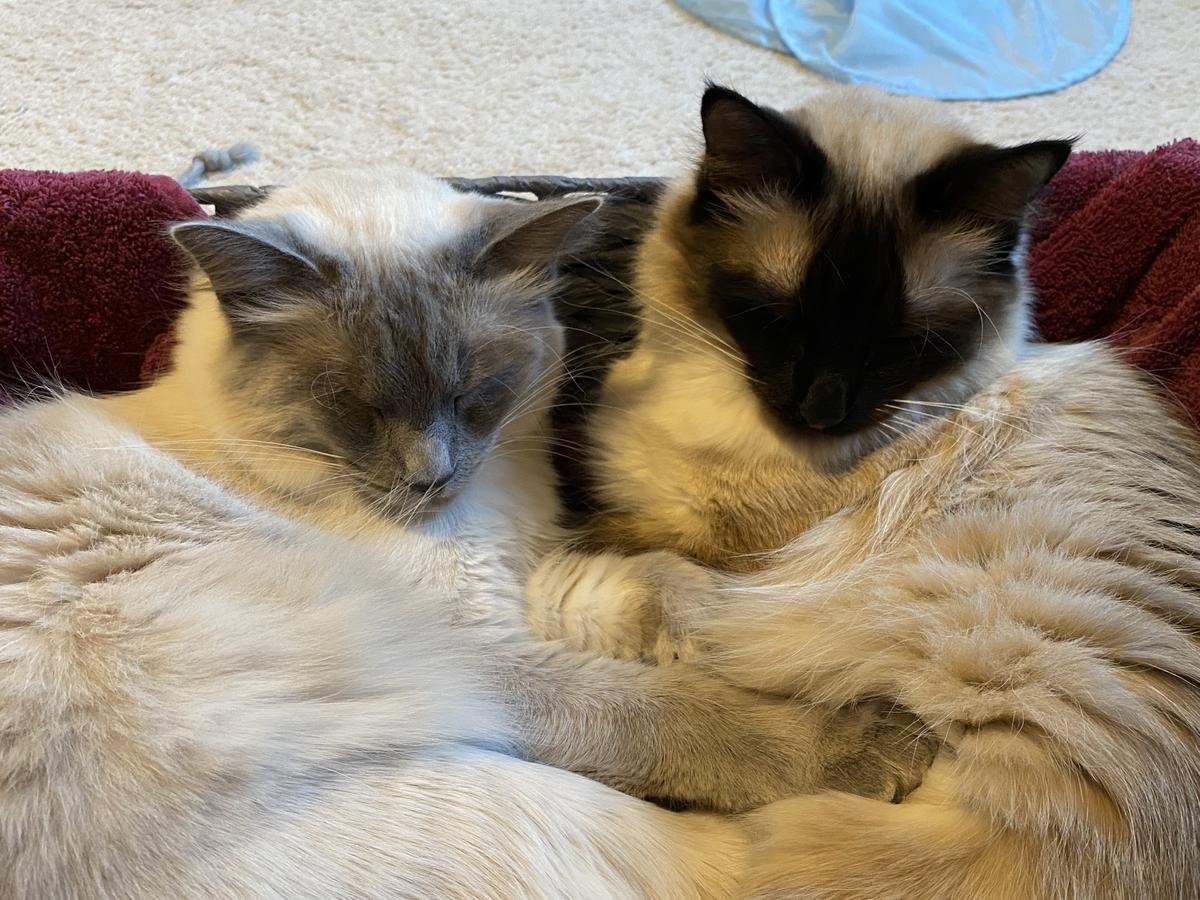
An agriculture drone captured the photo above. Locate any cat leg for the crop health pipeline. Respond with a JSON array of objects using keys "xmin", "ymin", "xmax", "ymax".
[
  {"xmin": 2, "ymin": 745, "xmax": 750, "ymax": 900},
  {"xmin": 737, "ymin": 726, "xmax": 1180, "ymax": 900},
  {"xmin": 524, "ymin": 550, "xmax": 937, "ymax": 806},
  {"xmin": 677, "ymin": 556, "xmax": 1200, "ymax": 898},
  {"xmin": 739, "ymin": 770, "xmax": 1038, "ymax": 900},
  {"xmin": 479, "ymin": 619, "xmax": 935, "ymax": 811},
  {"xmin": 227, "ymin": 749, "xmax": 752, "ymax": 900}
]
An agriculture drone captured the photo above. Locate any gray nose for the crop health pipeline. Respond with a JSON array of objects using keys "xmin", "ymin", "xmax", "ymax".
[
  {"xmin": 797, "ymin": 374, "xmax": 848, "ymax": 430},
  {"xmin": 404, "ymin": 430, "xmax": 455, "ymax": 493}
]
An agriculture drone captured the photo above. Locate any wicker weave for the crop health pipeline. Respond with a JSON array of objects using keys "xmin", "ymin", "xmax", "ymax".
[{"xmin": 188, "ymin": 176, "xmax": 664, "ymax": 218}]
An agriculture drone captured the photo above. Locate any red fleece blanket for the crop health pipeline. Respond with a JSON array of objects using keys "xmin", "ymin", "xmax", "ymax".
[
  {"xmin": 1028, "ymin": 140, "xmax": 1200, "ymax": 423},
  {"xmin": 2, "ymin": 146, "xmax": 1200, "ymax": 418},
  {"xmin": 0, "ymin": 170, "xmax": 202, "ymax": 404}
]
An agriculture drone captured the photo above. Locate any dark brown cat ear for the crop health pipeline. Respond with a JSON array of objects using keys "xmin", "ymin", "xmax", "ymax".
[
  {"xmin": 481, "ymin": 195, "xmax": 603, "ymax": 273},
  {"xmin": 695, "ymin": 84, "xmax": 825, "ymax": 218},
  {"xmin": 913, "ymin": 139, "xmax": 1074, "ymax": 225},
  {"xmin": 170, "ymin": 219, "xmax": 326, "ymax": 316}
]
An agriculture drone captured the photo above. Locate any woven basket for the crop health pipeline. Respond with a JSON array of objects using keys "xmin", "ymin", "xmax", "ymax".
[
  {"xmin": 188, "ymin": 175, "xmax": 665, "ymax": 217},
  {"xmin": 187, "ymin": 175, "xmax": 668, "ymax": 516}
]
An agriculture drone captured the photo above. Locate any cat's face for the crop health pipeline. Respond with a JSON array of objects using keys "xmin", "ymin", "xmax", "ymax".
[
  {"xmin": 661, "ymin": 86, "xmax": 1071, "ymax": 444},
  {"xmin": 173, "ymin": 171, "xmax": 598, "ymax": 515}
]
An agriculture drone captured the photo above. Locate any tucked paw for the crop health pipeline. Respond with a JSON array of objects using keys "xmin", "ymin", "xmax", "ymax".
[
  {"xmin": 820, "ymin": 701, "xmax": 940, "ymax": 802},
  {"xmin": 626, "ymin": 551, "xmax": 714, "ymax": 665},
  {"xmin": 525, "ymin": 549, "xmax": 710, "ymax": 664}
]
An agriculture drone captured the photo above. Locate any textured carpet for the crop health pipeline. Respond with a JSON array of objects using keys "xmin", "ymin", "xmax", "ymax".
[{"xmin": 1, "ymin": 1, "xmax": 1196, "ymax": 185}]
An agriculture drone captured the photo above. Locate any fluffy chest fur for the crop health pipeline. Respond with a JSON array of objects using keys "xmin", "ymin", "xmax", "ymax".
[
  {"xmin": 591, "ymin": 338, "xmax": 1183, "ymax": 569},
  {"xmin": 587, "ymin": 331, "xmax": 989, "ymax": 570},
  {"xmin": 589, "ymin": 349, "xmax": 863, "ymax": 566}
]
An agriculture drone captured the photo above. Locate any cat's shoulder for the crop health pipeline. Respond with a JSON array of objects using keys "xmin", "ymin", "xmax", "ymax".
[
  {"xmin": 1011, "ymin": 340, "xmax": 1198, "ymax": 452},
  {"xmin": 0, "ymin": 391, "xmax": 241, "ymax": 520}
]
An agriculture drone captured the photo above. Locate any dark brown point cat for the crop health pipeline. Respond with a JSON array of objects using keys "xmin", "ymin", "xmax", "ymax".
[{"xmin": 537, "ymin": 86, "xmax": 1200, "ymax": 899}]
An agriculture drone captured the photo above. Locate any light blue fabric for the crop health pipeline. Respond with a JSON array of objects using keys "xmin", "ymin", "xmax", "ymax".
[{"xmin": 674, "ymin": 0, "xmax": 1129, "ymax": 100}]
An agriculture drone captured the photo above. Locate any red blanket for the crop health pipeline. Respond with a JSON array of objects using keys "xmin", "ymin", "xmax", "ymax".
[
  {"xmin": 0, "ymin": 170, "xmax": 201, "ymax": 404},
  {"xmin": 2, "ymin": 149, "xmax": 1200, "ymax": 418},
  {"xmin": 1028, "ymin": 140, "xmax": 1200, "ymax": 424}
]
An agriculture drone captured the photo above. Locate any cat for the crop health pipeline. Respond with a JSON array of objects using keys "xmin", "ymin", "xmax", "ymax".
[
  {"xmin": 529, "ymin": 86, "xmax": 1200, "ymax": 898},
  {"xmin": 0, "ymin": 168, "xmax": 931, "ymax": 899}
]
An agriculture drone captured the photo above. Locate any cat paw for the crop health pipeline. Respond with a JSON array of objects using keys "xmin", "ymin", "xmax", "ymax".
[
  {"xmin": 525, "ymin": 549, "xmax": 708, "ymax": 664},
  {"xmin": 820, "ymin": 701, "xmax": 940, "ymax": 802}
]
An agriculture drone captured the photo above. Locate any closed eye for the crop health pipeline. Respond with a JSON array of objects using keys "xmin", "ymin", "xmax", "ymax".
[
  {"xmin": 718, "ymin": 304, "xmax": 794, "ymax": 368},
  {"xmin": 457, "ymin": 371, "xmax": 519, "ymax": 431},
  {"xmin": 460, "ymin": 379, "xmax": 512, "ymax": 409}
]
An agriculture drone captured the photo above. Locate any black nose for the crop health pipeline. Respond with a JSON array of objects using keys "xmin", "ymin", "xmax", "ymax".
[
  {"xmin": 409, "ymin": 470, "xmax": 455, "ymax": 495},
  {"xmin": 797, "ymin": 374, "xmax": 848, "ymax": 430}
]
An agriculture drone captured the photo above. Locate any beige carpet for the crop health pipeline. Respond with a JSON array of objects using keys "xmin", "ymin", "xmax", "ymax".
[{"xmin": 2, "ymin": 1, "xmax": 1196, "ymax": 186}]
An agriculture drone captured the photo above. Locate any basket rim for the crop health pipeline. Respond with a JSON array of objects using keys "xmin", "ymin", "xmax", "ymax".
[{"xmin": 188, "ymin": 175, "xmax": 665, "ymax": 217}]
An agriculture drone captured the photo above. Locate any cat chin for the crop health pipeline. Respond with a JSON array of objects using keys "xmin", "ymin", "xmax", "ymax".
[
  {"xmin": 355, "ymin": 481, "xmax": 457, "ymax": 522},
  {"xmin": 778, "ymin": 422, "xmax": 904, "ymax": 473}
]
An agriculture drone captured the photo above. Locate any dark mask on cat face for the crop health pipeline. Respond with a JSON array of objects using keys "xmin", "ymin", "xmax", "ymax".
[
  {"xmin": 172, "ymin": 175, "xmax": 599, "ymax": 515},
  {"xmin": 680, "ymin": 85, "xmax": 1071, "ymax": 437}
]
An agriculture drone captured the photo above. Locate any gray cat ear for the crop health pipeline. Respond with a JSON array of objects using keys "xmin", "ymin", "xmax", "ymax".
[
  {"xmin": 481, "ymin": 196, "xmax": 603, "ymax": 273},
  {"xmin": 170, "ymin": 219, "xmax": 324, "ymax": 311},
  {"xmin": 913, "ymin": 139, "xmax": 1074, "ymax": 225}
]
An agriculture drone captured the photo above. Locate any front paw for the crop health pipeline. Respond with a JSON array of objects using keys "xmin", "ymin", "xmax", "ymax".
[
  {"xmin": 820, "ymin": 701, "xmax": 940, "ymax": 802},
  {"xmin": 641, "ymin": 684, "xmax": 933, "ymax": 814},
  {"xmin": 526, "ymin": 550, "xmax": 708, "ymax": 665}
]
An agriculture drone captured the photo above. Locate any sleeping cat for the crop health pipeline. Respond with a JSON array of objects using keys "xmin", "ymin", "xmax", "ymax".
[
  {"xmin": 0, "ymin": 168, "xmax": 929, "ymax": 899},
  {"xmin": 532, "ymin": 87, "xmax": 1200, "ymax": 898}
]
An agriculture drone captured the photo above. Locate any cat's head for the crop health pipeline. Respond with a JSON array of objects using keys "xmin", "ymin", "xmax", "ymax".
[
  {"xmin": 648, "ymin": 85, "xmax": 1071, "ymax": 460},
  {"xmin": 171, "ymin": 170, "xmax": 599, "ymax": 515}
]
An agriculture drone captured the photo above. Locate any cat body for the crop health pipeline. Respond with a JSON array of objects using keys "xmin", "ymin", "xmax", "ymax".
[
  {"xmin": 550, "ymin": 88, "xmax": 1200, "ymax": 898},
  {"xmin": 0, "ymin": 169, "xmax": 924, "ymax": 898},
  {"xmin": 0, "ymin": 393, "xmax": 747, "ymax": 899}
]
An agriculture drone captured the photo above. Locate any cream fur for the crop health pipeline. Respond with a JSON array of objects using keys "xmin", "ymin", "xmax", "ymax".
[
  {"xmin": 726, "ymin": 344, "xmax": 1200, "ymax": 899},
  {"xmin": 0, "ymin": 395, "xmax": 751, "ymax": 900}
]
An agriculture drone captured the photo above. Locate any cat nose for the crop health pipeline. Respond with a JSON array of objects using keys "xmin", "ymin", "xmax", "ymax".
[
  {"xmin": 404, "ymin": 431, "xmax": 456, "ymax": 493},
  {"xmin": 409, "ymin": 470, "xmax": 456, "ymax": 495},
  {"xmin": 797, "ymin": 373, "xmax": 848, "ymax": 430}
]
